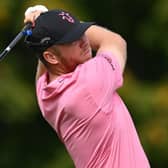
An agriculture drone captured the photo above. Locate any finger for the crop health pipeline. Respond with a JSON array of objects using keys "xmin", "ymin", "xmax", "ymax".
[
  {"xmin": 24, "ymin": 13, "xmax": 37, "ymax": 26},
  {"xmin": 25, "ymin": 5, "xmax": 48, "ymax": 16},
  {"xmin": 24, "ymin": 5, "xmax": 48, "ymax": 27},
  {"xmin": 24, "ymin": 11, "xmax": 42, "ymax": 26}
]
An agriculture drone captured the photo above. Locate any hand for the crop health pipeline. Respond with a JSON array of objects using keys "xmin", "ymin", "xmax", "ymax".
[{"xmin": 24, "ymin": 5, "xmax": 48, "ymax": 27}]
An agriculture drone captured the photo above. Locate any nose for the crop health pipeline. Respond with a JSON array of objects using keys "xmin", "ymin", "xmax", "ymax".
[{"xmin": 79, "ymin": 35, "xmax": 87, "ymax": 48}]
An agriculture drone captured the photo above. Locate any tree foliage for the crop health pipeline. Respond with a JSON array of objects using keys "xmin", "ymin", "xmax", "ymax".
[{"xmin": 0, "ymin": 0, "xmax": 167, "ymax": 167}]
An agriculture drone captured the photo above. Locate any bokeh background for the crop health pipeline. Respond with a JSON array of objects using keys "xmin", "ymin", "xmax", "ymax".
[{"xmin": 0, "ymin": 0, "xmax": 168, "ymax": 168}]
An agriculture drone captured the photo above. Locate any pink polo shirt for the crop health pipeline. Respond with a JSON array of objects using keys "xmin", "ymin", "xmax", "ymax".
[{"xmin": 36, "ymin": 52, "xmax": 150, "ymax": 168}]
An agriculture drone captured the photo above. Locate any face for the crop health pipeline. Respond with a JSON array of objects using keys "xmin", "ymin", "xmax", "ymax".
[{"xmin": 56, "ymin": 34, "xmax": 92, "ymax": 71}]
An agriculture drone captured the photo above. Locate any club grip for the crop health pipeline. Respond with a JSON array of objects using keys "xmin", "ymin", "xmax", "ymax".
[{"xmin": 22, "ymin": 22, "xmax": 32, "ymax": 32}]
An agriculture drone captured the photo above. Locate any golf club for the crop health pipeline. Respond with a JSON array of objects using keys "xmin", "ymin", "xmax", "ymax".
[{"xmin": 0, "ymin": 22, "xmax": 32, "ymax": 61}]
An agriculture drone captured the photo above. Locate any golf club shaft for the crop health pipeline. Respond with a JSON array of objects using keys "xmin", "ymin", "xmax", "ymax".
[{"xmin": 0, "ymin": 23, "xmax": 32, "ymax": 61}]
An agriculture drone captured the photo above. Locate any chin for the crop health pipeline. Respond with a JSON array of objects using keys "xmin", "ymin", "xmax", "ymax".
[
  {"xmin": 80, "ymin": 49, "xmax": 92, "ymax": 63},
  {"xmin": 86, "ymin": 49, "xmax": 92, "ymax": 58},
  {"xmin": 85, "ymin": 53, "xmax": 92, "ymax": 61}
]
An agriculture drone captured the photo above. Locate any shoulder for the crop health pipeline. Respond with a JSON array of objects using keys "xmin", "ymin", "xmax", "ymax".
[
  {"xmin": 36, "ymin": 72, "xmax": 47, "ymax": 91},
  {"xmin": 97, "ymin": 42, "xmax": 127, "ymax": 74},
  {"xmin": 82, "ymin": 51, "xmax": 123, "ymax": 75},
  {"xmin": 78, "ymin": 51, "xmax": 123, "ymax": 89}
]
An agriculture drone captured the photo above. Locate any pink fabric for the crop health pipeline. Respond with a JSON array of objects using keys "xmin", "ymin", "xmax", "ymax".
[{"xmin": 36, "ymin": 52, "xmax": 150, "ymax": 168}]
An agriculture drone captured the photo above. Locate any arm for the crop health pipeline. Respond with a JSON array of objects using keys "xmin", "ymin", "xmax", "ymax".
[
  {"xmin": 86, "ymin": 25, "xmax": 127, "ymax": 73},
  {"xmin": 36, "ymin": 60, "xmax": 47, "ymax": 81},
  {"xmin": 24, "ymin": 5, "xmax": 48, "ymax": 81}
]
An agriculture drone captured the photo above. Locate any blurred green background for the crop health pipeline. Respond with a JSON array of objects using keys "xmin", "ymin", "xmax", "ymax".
[{"xmin": 0, "ymin": 0, "xmax": 168, "ymax": 167}]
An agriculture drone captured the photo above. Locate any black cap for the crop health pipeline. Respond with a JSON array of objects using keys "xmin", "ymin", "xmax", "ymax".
[{"xmin": 25, "ymin": 9, "xmax": 94, "ymax": 52}]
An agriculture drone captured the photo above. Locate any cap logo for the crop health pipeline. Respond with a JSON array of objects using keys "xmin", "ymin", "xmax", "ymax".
[{"xmin": 59, "ymin": 12, "xmax": 75, "ymax": 23}]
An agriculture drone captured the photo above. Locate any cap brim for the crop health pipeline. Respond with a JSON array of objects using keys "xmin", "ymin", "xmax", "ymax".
[{"xmin": 55, "ymin": 22, "xmax": 95, "ymax": 44}]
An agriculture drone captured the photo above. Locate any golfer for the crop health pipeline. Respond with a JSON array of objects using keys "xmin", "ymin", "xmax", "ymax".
[{"xmin": 24, "ymin": 5, "xmax": 150, "ymax": 168}]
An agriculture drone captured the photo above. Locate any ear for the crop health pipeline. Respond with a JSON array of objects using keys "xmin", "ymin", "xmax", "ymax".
[{"xmin": 43, "ymin": 51, "xmax": 59, "ymax": 64}]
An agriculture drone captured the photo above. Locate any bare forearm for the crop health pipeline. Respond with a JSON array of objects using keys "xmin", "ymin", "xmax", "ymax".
[{"xmin": 86, "ymin": 25, "xmax": 124, "ymax": 50}]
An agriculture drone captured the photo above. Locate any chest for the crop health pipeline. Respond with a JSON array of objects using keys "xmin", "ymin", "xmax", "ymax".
[{"xmin": 58, "ymin": 83, "xmax": 98, "ymax": 121}]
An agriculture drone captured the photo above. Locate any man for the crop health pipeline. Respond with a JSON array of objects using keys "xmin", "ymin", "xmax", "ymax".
[{"xmin": 24, "ymin": 5, "xmax": 150, "ymax": 168}]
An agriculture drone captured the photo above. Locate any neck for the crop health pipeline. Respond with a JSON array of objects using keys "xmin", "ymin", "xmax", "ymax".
[
  {"xmin": 47, "ymin": 64, "xmax": 71, "ymax": 83},
  {"xmin": 48, "ymin": 72, "xmax": 59, "ymax": 82}
]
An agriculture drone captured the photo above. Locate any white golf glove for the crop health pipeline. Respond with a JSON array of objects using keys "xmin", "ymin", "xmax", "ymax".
[{"xmin": 25, "ymin": 5, "xmax": 48, "ymax": 17}]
